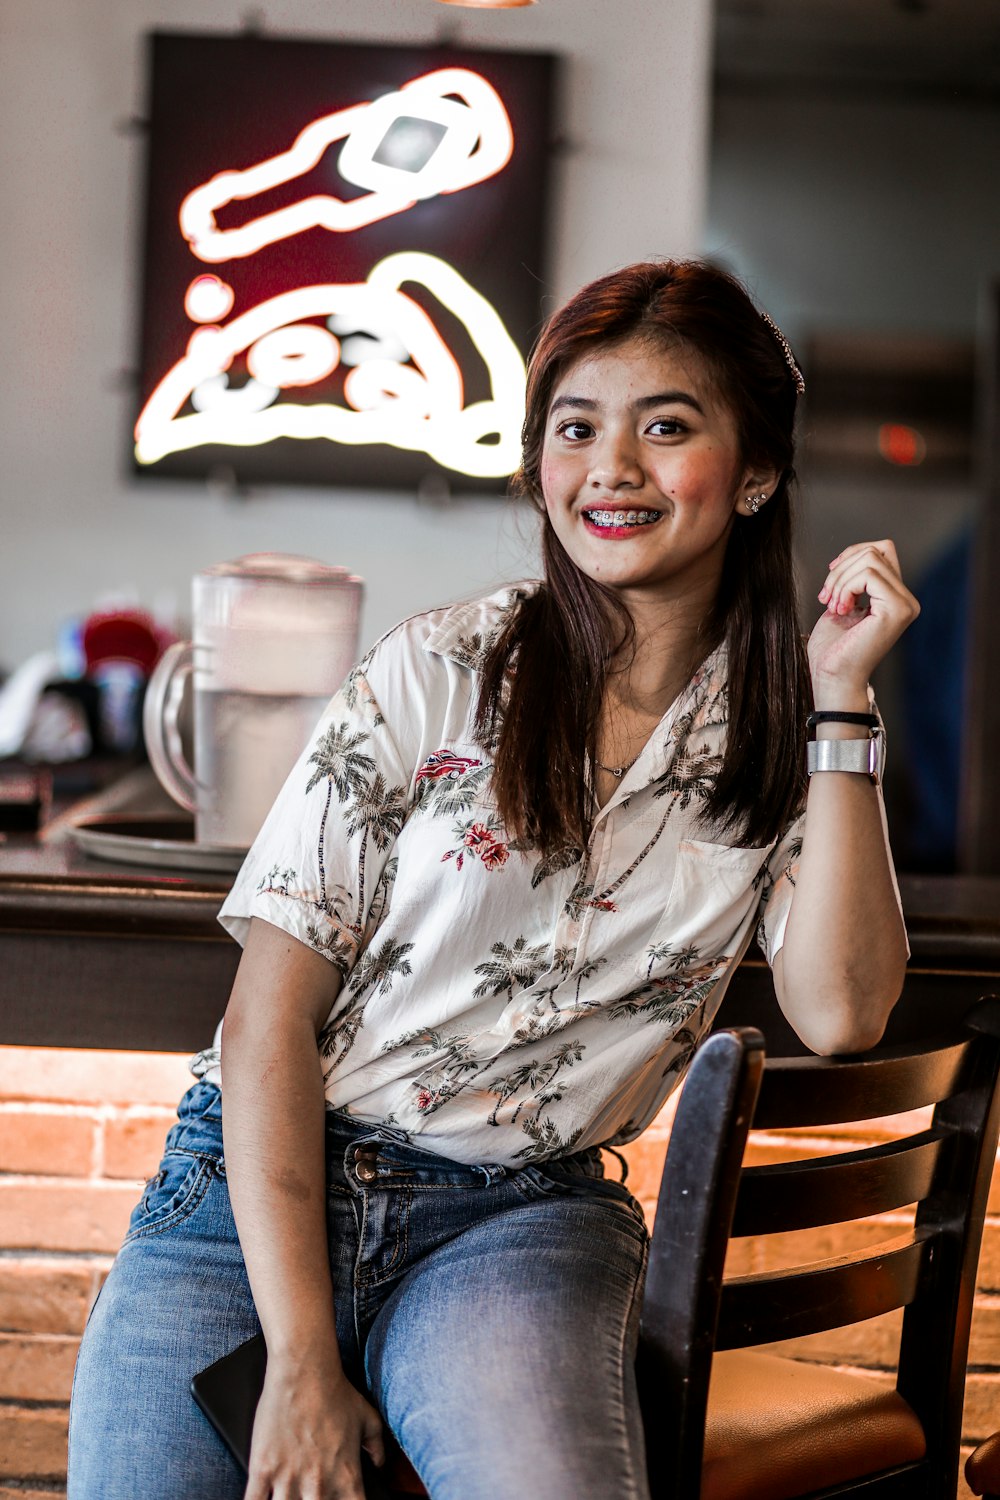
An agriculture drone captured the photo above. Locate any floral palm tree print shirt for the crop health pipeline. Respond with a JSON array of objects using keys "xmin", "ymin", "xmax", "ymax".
[{"xmin": 202, "ymin": 585, "xmax": 886, "ymax": 1167}]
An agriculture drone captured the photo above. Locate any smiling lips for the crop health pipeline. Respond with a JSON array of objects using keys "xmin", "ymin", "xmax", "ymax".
[{"xmin": 582, "ymin": 507, "xmax": 664, "ymax": 536}]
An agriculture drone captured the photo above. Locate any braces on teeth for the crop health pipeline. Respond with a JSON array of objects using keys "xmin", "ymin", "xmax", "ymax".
[{"xmin": 585, "ymin": 509, "xmax": 662, "ymax": 527}]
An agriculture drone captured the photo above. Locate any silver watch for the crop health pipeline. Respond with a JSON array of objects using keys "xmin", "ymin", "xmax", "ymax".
[{"xmin": 806, "ymin": 731, "xmax": 885, "ymax": 786}]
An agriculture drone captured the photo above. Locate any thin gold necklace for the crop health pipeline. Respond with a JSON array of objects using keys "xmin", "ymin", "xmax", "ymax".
[{"xmin": 595, "ymin": 755, "xmax": 639, "ymax": 779}]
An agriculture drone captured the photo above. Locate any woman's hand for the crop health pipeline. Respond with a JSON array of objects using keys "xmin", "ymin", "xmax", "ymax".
[
  {"xmin": 245, "ymin": 1352, "xmax": 385, "ymax": 1500},
  {"xmin": 808, "ymin": 539, "xmax": 920, "ymax": 708}
]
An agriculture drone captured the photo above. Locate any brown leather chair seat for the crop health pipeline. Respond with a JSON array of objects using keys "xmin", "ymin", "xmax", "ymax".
[
  {"xmin": 700, "ymin": 1350, "xmax": 927, "ymax": 1500},
  {"xmin": 966, "ymin": 1430, "xmax": 1000, "ymax": 1497}
]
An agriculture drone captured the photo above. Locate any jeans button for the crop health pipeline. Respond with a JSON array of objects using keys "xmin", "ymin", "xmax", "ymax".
[{"xmin": 355, "ymin": 1152, "xmax": 378, "ymax": 1183}]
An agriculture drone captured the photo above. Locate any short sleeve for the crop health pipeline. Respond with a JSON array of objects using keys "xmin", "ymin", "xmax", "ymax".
[
  {"xmin": 755, "ymin": 811, "xmax": 805, "ymax": 967},
  {"xmin": 217, "ymin": 658, "xmax": 412, "ymax": 978}
]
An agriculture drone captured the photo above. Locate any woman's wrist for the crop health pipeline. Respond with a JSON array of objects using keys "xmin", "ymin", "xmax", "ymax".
[
  {"xmin": 810, "ymin": 678, "xmax": 871, "ymax": 718},
  {"xmin": 265, "ymin": 1325, "xmax": 345, "ymax": 1379}
]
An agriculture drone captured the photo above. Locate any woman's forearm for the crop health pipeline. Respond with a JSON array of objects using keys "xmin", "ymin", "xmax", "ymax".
[
  {"xmin": 777, "ymin": 539, "xmax": 918, "ymax": 1056},
  {"xmin": 775, "ymin": 721, "xmax": 907, "ymax": 1055},
  {"xmin": 220, "ymin": 919, "xmax": 344, "ymax": 1368},
  {"xmin": 219, "ymin": 921, "xmax": 384, "ymax": 1496}
]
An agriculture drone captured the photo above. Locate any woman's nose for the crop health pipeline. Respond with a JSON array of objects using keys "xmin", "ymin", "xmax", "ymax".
[{"xmin": 587, "ymin": 432, "xmax": 643, "ymax": 490}]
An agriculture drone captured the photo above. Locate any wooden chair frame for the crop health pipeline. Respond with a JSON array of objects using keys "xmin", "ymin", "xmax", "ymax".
[{"xmin": 638, "ymin": 998, "xmax": 1000, "ymax": 1499}]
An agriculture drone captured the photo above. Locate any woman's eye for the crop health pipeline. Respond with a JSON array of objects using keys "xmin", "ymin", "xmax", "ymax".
[
  {"xmin": 646, "ymin": 417, "xmax": 686, "ymax": 437},
  {"xmin": 554, "ymin": 419, "xmax": 594, "ymax": 441}
]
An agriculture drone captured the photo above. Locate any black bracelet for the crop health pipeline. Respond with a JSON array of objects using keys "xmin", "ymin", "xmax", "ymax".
[{"xmin": 807, "ymin": 710, "xmax": 879, "ymax": 731}]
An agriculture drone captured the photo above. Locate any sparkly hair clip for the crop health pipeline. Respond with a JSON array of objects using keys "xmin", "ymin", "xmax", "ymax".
[{"xmin": 759, "ymin": 310, "xmax": 806, "ymax": 397}]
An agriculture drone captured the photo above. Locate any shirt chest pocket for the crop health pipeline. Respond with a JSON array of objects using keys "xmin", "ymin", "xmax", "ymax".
[{"xmin": 635, "ymin": 839, "xmax": 769, "ymax": 978}]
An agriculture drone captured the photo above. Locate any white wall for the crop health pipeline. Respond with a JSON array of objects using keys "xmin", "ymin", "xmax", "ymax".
[{"xmin": 0, "ymin": 0, "xmax": 715, "ymax": 668}]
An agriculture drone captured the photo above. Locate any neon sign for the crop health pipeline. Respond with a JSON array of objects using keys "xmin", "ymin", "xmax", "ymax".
[
  {"xmin": 184, "ymin": 275, "xmax": 235, "ymax": 323},
  {"xmin": 135, "ymin": 252, "xmax": 526, "ymax": 477},
  {"xmin": 179, "ymin": 69, "xmax": 515, "ymax": 263},
  {"xmin": 135, "ymin": 35, "xmax": 555, "ymax": 489}
]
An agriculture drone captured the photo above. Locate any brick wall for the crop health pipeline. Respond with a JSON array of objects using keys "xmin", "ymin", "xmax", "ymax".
[
  {"xmin": 0, "ymin": 1047, "xmax": 191, "ymax": 1499},
  {"xmin": 1, "ymin": 1050, "xmax": 998, "ymax": 1497}
]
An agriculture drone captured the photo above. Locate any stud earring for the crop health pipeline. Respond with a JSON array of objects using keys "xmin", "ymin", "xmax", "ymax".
[{"xmin": 746, "ymin": 492, "xmax": 768, "ymax": 515}]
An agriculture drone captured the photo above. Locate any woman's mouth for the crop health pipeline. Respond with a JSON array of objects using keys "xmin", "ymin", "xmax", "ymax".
[{"xmin": 582, "ymin": 508, "xmax": 664, "ymax": 536}]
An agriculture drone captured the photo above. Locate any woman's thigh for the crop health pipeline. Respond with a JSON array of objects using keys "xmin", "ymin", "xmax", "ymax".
[
  {"xmin": 67, "ymin": 1084, "xmax": 257, "ymax": 1500},
  {"xmin": 364, "ymin": 1169, "xmax": 651, "ymax": 1500}
]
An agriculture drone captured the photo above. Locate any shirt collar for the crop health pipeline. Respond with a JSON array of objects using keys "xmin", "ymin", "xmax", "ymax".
[{"xmin": 423, "ymin": 582, "xmax": 537, "ymax": 666}]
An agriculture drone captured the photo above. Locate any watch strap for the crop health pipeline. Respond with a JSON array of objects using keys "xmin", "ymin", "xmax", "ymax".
[{"xmin": 807, "ymin": 710, "xmax": 880, "ymax": 730}]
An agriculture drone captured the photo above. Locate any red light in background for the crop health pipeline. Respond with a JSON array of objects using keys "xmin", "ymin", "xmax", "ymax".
[{"xmin": 878, "ymin": 423, "xmax": 927, "ymax": 467}]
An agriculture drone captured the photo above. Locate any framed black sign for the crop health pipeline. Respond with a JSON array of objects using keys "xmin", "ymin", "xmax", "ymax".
[{"xmin": 134, "ymin": 31, "xmax": 557, "ymax": 491}]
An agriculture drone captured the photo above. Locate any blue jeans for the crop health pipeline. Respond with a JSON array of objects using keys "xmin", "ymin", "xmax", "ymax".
[{"xmin": 68, "ymin": 1082, "xmax": 651, "ymax": 1499}]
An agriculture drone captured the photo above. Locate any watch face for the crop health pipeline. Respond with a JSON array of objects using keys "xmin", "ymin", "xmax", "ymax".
[{"xmin": 806, "ymin": 733, "xmax": 885, "ymax": 786}]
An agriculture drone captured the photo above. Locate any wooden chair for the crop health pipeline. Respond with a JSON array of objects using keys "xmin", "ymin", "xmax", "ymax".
[
  {"xmin": 378, "ymin": 997, "xmax": 1000, "ymax": 1498},
  {"xmin": 639, "ymin": 996, "xmax": 1000, "ymax": 1499}
]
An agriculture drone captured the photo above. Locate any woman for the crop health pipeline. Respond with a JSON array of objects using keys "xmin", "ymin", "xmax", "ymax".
[{"xmin": 68, "ymin": 261, "xmax": 917, "ymax": 1500}]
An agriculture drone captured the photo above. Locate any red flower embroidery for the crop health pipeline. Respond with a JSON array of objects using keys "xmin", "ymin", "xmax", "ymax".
[
  {"xmin": 458, "ymin": 822, "xmax": 510, "ymax": 871},
  {"xmin": 416, "ymin": 1088, "xmax": 437, "ymax": 1111},
  {"xmin": 443, "ymin": 821, "xmax": 510, "ymax": 873},
  {"xmin": 479, "ymin": 839, "xmax": 509, "ymax": 871}
]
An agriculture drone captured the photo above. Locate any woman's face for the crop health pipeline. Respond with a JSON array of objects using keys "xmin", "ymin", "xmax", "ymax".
[{"xmin": 540, "ymin": 334, "xmax": 768, "ymax": 612}]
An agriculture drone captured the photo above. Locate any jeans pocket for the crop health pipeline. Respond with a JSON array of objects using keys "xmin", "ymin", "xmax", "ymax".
[
  {"xmin": 177, "ymin": 1079, "xmax": 223, "ymax": 1120},
  {"xmin": 512, "ymin": 1164, "xmax": 574, "ymax": 1201},
  {"xmin": 162, "ymin": 1082, "xmax": 225, "ymax": 1159},
  {"xmin": 584, "ymin": 1176, "xmax": 649, "ymax": 1234},
  {"xmin": 124, "ymin": 1149, "xmax": 218, "ymax": 1243},
  {"xmin": 517, "ymin": 1164, "xmax": 649, "ymax": 1239}
]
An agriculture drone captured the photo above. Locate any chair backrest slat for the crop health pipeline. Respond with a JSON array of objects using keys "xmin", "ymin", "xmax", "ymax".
[
  {"xmin": 715, "ymin": 1230, "xmax": 930, "ymax": 1348},
  {"xmin": 731, "ymin": 1128, "xmax": 948, "ymax": 1236},
  {"xmin": 750, "ymin": 1039, "xmax": 972, "ymax": 1130}
]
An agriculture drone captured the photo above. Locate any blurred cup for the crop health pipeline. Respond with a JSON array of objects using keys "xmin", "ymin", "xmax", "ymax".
[{"xmin": 93, "ymin": 661, "xmax": 145, "ymax": 754}]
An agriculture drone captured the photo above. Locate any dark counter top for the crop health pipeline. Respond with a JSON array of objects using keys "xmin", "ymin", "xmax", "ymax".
[
  {"xmin": 3, "ymin": 830, "xmax": 998, "ymax": 966},
  {"xmin": 0, "ymin": 836, "xmax": 231, "ymax": 939},
  {"xmin": 1, "ymin": 768, "xmax": 998, "ymax": 1051}
]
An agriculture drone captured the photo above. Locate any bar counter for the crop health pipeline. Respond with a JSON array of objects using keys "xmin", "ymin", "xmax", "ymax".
[{"xmin": 1, "ymin": 805, "xmax": 998, "ymax": 1053}]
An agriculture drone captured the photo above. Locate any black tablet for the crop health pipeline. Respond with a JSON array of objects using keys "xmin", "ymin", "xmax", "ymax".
[
  {"xmin": 191, "ymin": 1334, "xmax": 394, "ymax": 1498},
  {"xmin": 191, "ymin": 1332, "xmax": 267, "ymax": 1475}
]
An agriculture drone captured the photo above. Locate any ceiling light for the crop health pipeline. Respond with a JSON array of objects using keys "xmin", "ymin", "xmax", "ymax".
[{"xmin": 435, "ymin": 1, "xmax": 536, "ymax": 8}]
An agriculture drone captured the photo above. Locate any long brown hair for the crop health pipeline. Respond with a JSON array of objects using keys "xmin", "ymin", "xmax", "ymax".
[{"xmin": 476, "ymin": 260, "xmax": 811, "ymax": 854}]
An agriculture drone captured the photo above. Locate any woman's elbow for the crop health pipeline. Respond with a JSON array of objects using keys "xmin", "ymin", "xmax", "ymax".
[
  {"xmin": 775, "ymin": 943, "xmax": 906, "ymax": 1056},
  {"xmin": 799, "ymin": 975, "xmax": 905, "ymax": 1057},
  {"xmin": 805, "ymin": 1014, "xmax": 888, "ymax": 1057}
]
